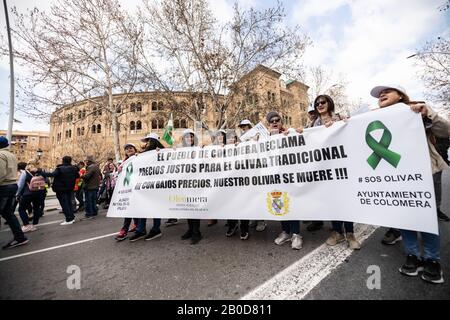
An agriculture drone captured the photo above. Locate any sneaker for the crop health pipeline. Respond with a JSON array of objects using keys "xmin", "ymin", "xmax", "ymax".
[
  {"xmin": 307, "ymin": 221, "xmax": 324, "ymax": 232},
  {"xmin": 21, "ymin": 225, "xmax": 34, "ymax": 233},
  {"xmin": 399, "ymin": 254, "xmax": 424, "ymax": 277},
  {"xmin": 190, "ymin": 233, "xmax": 202, "ymax": 245},
  {"xmin": 346, "ymin": 233, "xmax": 361, "ymax": 250},
  {"xmin": 60, "ymin": 220, "xmax": 75, "ymax": 226},
  {"xmin": 145, "ymin": 229, "xmax": 162, "ymax": 241},
  {"xmin": 326, "ymin": 231, "xmax": 346, "ymax": 246},
  {"xmin": 256, "ymin": 221, "xmax": 267, "ymax": 232},
  {"xmin": 381, "ymin": 228, "xmax": 402, "ymax": 245},
  {"xmin": 240, "ymin": 231, "xmax": 249, "ymax": 240},
  {"xmin": 129, "ymin": 232, "xmax": 146, "ymax": 242},
  {"xmin": 421, "ymin": 259, "xmax": 444, "ymax": 284},
  {"xmin": 2, "ymin": 238, "xmax": 29, "ymax": 250},
  {"xmin": 115, "ymin": 229, "xmax": 128, "ymax": 241},
  {"xmin": 438, "ymin": 209, "xmax": 450, "ymax": 222},
  {"xmin": 81, "ymin": 216, "xmax": 94, "ymax": 221},
  {"xmin": 274, "ymin": 231, "xmax": 291, "ymax": 245},
  {"xmin": 181, "ymin": 230, "xmax": 192, "ymax": 240},
  {"xmin": 226, "ymin": 224, "xmax": 238, "ymax": 237},
  {"xmin": 165, "ymin": 219, "xmax": 178, "ymax": 227},
  {"xmin": 128, "ymin": 224, "xmax": 138, "ymax": 232},
  {"xmin": 291, "ymin": 234, "xmax": 303, "ymax": 250}
]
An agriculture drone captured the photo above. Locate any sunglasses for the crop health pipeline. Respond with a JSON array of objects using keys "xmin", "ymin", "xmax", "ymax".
[
  {"xmin": 270, "ymin": 118, "xmax": 281, "ymax": 124},
  {"xmin": 315, "ymin": 100, "xmax": 327, "ymax": 107}
]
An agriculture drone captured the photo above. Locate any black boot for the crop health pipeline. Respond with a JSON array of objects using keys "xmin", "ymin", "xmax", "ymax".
[
  {"xmin": 191, "ymin": 232, "xmax": 202, "ymax": 245},
  {"xmin": 181, "ymin": 230, "xmax": 192, "ymax": 240},
  {"xmin": 438, "ymin": 209, "xmax": 450, "ymax": 222}
]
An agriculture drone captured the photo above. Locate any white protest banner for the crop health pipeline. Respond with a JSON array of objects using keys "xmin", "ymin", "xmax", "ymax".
[
  {"xmin": 108, "ymin": 104, "xmax": 438, "ymax": 235},
  {"xmin": 239, "ymin": 122, "xmax": 270, "ymax": 141}
]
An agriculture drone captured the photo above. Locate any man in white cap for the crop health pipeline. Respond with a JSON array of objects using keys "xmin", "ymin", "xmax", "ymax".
[
  {"xmin": 238, "ymin": 119, "xmax": 253, "ymax": 135},
  {"xmin": 307, "ymin": 103, "xmax": 317, "ymax": 124}
]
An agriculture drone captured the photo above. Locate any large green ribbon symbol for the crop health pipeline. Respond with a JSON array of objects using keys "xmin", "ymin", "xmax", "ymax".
[
  {"xmin": 366, "ymin": 121, "xmax": 401, "ymax": 169},
  {"xmin": 124, "ymin": 163, "xmax": 133, "ymax": 186}
]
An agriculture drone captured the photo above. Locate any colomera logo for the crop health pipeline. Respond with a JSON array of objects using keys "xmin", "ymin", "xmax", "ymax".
[
  {"xmin": 365, "ymin": 120, "xmax": 401, "ymax": 170},
  {"xmin": 124, "ymin": 163, "xmax": 133, "ymax": 186},
  {"xmin": 169, "ymin": 195, "xmax": 208, "ymax": 203},
  {"xmin": 267, "ymin": 191, "xmax": 290, "ymax": 216}
]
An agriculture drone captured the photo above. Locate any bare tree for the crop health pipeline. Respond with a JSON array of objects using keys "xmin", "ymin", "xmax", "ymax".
[
  {"xmin": 138, "ymin": 0, "xmax": 310, "ymax": 130},
  {"xmin": 302, "ymin": 65, "xmax": 353, "ymax": 115},
  {"xmin": 411, "ymin": 37, "xmax": 449, "ymax": 114},
  {"xmin": 0, "ymin": 0, "xmax": 144, "ymax": 161}
]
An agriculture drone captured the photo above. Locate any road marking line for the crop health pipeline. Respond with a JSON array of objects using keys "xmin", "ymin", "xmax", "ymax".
[
  {"xmin": 1, "ymin": 220, "xmax": 64, "ymax": 233},
  {"xmin": 0, "ymin": 232, "xmax": 117, "ymax": 262},
  {"xmin": 240, "ymin": 224, "xmax": 378, "ymax": 300}
]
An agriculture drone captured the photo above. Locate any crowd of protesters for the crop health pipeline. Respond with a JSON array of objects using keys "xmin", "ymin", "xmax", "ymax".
[{"xmin": 0, "ymin": 84, "xmax": 449, "ymax": 285}]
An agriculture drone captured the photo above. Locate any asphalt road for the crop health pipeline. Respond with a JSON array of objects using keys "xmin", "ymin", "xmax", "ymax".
[{"xmin": 0, "ymin": 169, "xmax": 449, "ymax": 300}]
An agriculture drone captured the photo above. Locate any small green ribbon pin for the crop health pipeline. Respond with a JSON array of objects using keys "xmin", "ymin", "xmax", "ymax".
[
  {"xmin": 124, "ymin": 163, "xmax": 133, "ymax": 186},
  {"xmin": 365, "ymin": 120, "xmax": 401, "ymax": 170}
]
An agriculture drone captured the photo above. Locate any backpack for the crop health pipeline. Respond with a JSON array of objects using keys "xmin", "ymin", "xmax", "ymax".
[{"xmin": 27, "ymin": 171, "xmax": 46, "ymax": 192}]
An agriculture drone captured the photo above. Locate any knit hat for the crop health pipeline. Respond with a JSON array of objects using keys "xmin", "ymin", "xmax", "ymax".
[
  {"xmin": 266, "ymin": 111, "xmax": 281, "ymax": 123},
  {"xmin": 0, "ymin": 136, "xmax": 9, "ymax": 149}
]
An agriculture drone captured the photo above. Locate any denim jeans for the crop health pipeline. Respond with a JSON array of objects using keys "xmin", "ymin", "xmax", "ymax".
[
  {"xmin": 84, "ymin": 188, "xmax": 98, "ymax": 217},
  {"xmin": 281, "ymin": 221, "xmax": 300, "ymax": 234},
  {"xmin": 18, "ymin": 193, "xmax": 45, "ymax": 225},
  {"xmin": 400, "ymin": 229, "xmax": 440, "ymax": 261},
  {"xmin": 0, "ymin": 184, "xmax": 26, "ymax": 241},
  {"xmin": 56, "ymin": 191, "xmax": 75, "ymax": 222},
  {"xmin": 332, "ymin": 221, "xmax": 354, "ymax": 234},
  {"xmin": 136, "ymin": 218, "xmax": 161, "ymax": 233}
]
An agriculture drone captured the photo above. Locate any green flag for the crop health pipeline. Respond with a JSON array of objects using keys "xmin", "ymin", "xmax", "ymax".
[{"xmin": 162, "ymin": 113, "xmax": 174, "ymax": 146}]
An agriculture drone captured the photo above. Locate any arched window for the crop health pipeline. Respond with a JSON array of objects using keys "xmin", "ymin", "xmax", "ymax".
[
  {"xmin": 136, "ymin": 102, "xmax": 142, "ymax": 112},
  {"xmin": 97, "ymin": 124, "xmax": 101, "ymax": 133},
  {"xmin": 92, "ymin": 125, "xmax": 96, "ymax": 133},
  {"xmin": 158, "ymin": 119, "xmax": 164, "ymax": 129},
  {"xmin": 82, "ymin": 110, "xmax": 86, "ymax": 118},
  {"xmin": 77, "ymin": 128, "xmax": 81, "ymax": 136},
  {"xmin": 81, "ymin": 127, "xmax": 85, "ymax": 135},
  {"xmin": 78, "ymin": 111, "xmax": 82, "ymax": 119},
  {"xmin": 180, "ymin": 119, "xmax": 187, "ymax": 128},
  {"xmin": 116, "ymin": 105, "xmax": 121, "ymax": 113},
  {"xmin": 93, "ymin": 106, "xmax": 97, "ymax": 116},
  {"xmin": 152, "ymin": 119, "xmax": 158, "ymax": 129},
  {"xmin": 130, "ymin": 121, "xmax": 136, "ymax": 131},
  {"xmin": 152, "ymin": 101, "xmax": 157, "ymax": 111},
  {"xmin": 136, "ymin": 121, "xmax": 142, "ymax": 130},
  {"xmin": 69, "ymin": 129, "xmax": 72, "ymax": 138},
  {"xmin": 130, "ymin": 103, "xmax": 136, "ymax": 112},
  {"xmin": 174, "ymin": 119, "xmax": 180, "ymax": 129},
  {"xmin": 98, "ymin": 107, "xmax": 102, "ymax": 116},
  {"xmin": 158, "ymin": 101, "xmax": 164, "ymax": 110}
]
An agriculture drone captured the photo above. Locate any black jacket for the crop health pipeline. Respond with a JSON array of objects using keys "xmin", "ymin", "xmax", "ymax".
[{"xmin": 45, "ymin": 164, "xmax": 80, "ymax": 193}]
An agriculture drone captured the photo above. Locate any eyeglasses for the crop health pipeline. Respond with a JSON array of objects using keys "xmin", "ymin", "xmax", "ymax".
[
  {"xmin": 315, "ymin": 100, "xmax": 327, "ymax": 107},
  {"xmin": 270, "ymin": 118, "xmax": 281, "ymax": 124}
]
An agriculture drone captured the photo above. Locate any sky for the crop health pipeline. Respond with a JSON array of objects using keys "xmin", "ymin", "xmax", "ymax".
[{"xmin": 0, "ymin": 0, "xmax": 449, "ymax": 132}]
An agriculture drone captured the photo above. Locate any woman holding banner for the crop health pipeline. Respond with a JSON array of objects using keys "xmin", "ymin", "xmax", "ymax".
[
  {"xmin": 307, "ymin": 95, "xmax": 361, "ymax": 250},
  {"xmin": 225, "ymin": 130, "xmax": 250, "ymax": 240},
  {"xmin": 114, "ymin": 143, "xmax": 139, "ymax": 241},
  {"xmin": 266, "ymin": 111, "xmax": 303, "ymax": 250},
  {"xmin": 370, "ymin": 84, "xmax": 448, "ymax": 284},
  {"xmin": 180, "ymin": 129, "xmax": 203, "ymax": 245},
  {"xmin": 129, "ymin": 134, "xmax": 165, "ymax": 242}
]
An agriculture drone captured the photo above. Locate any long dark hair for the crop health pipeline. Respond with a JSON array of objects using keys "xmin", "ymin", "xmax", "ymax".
[
  {"xmin": 314, "ymin": 94, "xmax": 335, "ymax": 115},
  {"xmin": 143, "ymin": 138, "xmax": 165, "ymax": 152}
]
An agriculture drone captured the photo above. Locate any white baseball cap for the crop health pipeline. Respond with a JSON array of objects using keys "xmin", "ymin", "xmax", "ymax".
[
  {"xmin": 182, "ymin": 129, "xmax": 195, "ymax": 137},
  {"xmin": 141, "ymin": 133, "xmax": 160, "ymax": 142},
  {"xmin": 307, "ymin": 103, "xmax": 315, "ymax": 113},
  {"xmin": 370, "ymin": 84, "xmax": 408, "ymax": 98},
  {"xmin": 123, "ymin": 142, "xmax": 137, "ymax": 150},
  {"xmin": 238, "ymin": 119, "xmax": 253, "ymax": 127}
]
